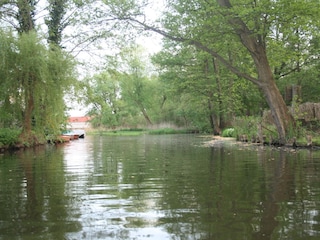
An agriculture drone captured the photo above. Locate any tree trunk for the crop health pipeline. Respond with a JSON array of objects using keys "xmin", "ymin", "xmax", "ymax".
[
  {"xmin": 141, "ymin": 108, "xmax": 153, "ymax": 125},
  {"xmin": 135, "ymin": 101, "xmax": 153, "ymax": 125},
  {"xmin": 255, "ymin": 57, "xmax": 294, "ymax": 144},
  {"xmin": 17, "ymin": 0, "xmax": 36, "ymax": 143},
  {"xmin": 17, "ymin": 0, "xmax": 35, "ymax": 33},
  {"xmin": 23, "ymin": 92, "xmax": 34, "ymax": 133},
  {"xmin": 204, "ymin": 58, "xmax": 220, "ymax": 134},
  {"xmin": 208, "ymin": 99, "xmax": 221, "ymax": 135},
  {"xmin": 19, "ymin": 90, "xmax": 35, "ymax": 143},
  {"xmin": 125, "ymin": 0, "xmax": 295, "ymax": 143},
  {"xmin": 212, "ymin": 57, "xmax": 227, "ymax": 130},
  {"xmin": 216, "ymin": 0, "xmax": 294, "ymax": 144}
]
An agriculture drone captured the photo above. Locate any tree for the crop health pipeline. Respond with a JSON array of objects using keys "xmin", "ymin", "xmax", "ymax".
[
  {"xmin": 15, "ymin": 0, "xmax": 37, "ymax": 141},
  {"xmin": 83, "ymin": 72, "xmax": 122, "ymax": 128},
  {"xmin": 46, "ymin": 0, "xmax": 68, "ymax": 46},
  {"xmin": 16, "ymin": 0, "xmax": 36, "ymax": 33},
  {"xmin": 82, "ymin": 44, "xmax": 170, "ymax": 129},
  {"xmin": 108, "ymin": 45, "xmax": 159, "ymax": 126},
  {"xmin": 153, "ymin": 40, "xmax": 264, "ymax": 133},
  {"xmin": 153, "ymin": 44, "xmax": 222, "ymax": 132},
  {"xmin": 0, "ymin": 31, "xmax": 76, "ymax": 140},
  {"xmin": 102, "ymin": 0, "xmax": 320, "ymax": 144},
  {"xmin": 0, "ymin": 1, "xmax": 77, "ymax": 144}
]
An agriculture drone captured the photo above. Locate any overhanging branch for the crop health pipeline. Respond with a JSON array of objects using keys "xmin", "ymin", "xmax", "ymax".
[{"xmin": 125, "ymin": 17, "xmax": 260, "ymax": 85}]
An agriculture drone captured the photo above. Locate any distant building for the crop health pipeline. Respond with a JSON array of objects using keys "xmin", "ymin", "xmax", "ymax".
[{"xmin": 68, "ymin": 116, "xmax": 91, "ymax": 130}]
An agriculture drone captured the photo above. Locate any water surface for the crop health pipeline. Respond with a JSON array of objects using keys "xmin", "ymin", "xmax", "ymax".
[{"xmin": 1, "ymin": 135, "xmax": 320, "ymax": 239}]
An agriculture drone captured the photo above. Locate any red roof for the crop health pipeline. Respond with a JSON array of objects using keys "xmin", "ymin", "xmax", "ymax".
[{"xmin": 68, "ymin": 116, "xmax": 91, "ymax": 123}]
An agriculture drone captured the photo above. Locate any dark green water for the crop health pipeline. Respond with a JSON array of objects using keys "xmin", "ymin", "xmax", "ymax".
[{"xmin": 1, "ymin": 134, "xmax": 320, "ymax": 239}]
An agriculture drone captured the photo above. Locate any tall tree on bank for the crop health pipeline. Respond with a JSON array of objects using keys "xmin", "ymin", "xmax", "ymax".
[
  {"xmin": 153, "ymin": 41, "xmax": 263, "ymax": 133},
  {"xmin": 103, "ymin": 0, "xmax": 319, "ymax": 144},
  {"xmin": 16, "ymin": 0, "xmax": 35, "ymax": 33},
  {"xmin": 16, "ymin": 0, "xmax": 37, "ymax": 141},
  {"xmin": 0, "ymin": 0, "xmax": 76, "ymax": 144},
  {"xmin": 0, "ymin": 30, "xmax": 76, "ymax": 137},
  {"xmin": 46, "ymin": 0, "xmax": 68, "ymax": 46}
]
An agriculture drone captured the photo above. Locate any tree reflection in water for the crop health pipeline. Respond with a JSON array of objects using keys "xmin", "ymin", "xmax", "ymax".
[{"xmin": 1, "ymin": 135, "xmax": 320, "ymax": 239}]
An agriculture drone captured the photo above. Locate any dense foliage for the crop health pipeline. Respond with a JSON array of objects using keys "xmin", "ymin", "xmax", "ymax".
[
  {"xmin": 0, "ymin": 0, "xmax": 320, "ymax": 147},
  {"xmin": 0, "ymin": 0, "xmax": 77, "ymax": 146},
  {"xmin": 79, "ymin": 0, "xmax": 319, "ymax": 139},
  {"xmin": 0, "ymin": 30, "xmax": 76, "ymax": 144}
]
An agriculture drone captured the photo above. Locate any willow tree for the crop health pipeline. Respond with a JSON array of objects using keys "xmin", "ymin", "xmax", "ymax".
[
  {"xmin": 0, "ymin": 31, "xmax": 19, "ymax": 128},
  {"xmin": 14, "ymin": 0, "xmax": 37, "ymax": 141},
  {"xmin": 0, "ymin": 32, "xmax": 75, "ymax": 141},
  {"xmin": 0, "ymin": 1, "xmax": 77, "ymax": 144},
  {"xmin": 102, "ymin": 0, "xmax": 319, "ymax": 144}
]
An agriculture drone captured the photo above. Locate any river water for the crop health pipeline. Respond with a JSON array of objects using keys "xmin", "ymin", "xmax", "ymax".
[{"xmin": 1, "ymin": 134, "xmax": 320, "ymax": 240}]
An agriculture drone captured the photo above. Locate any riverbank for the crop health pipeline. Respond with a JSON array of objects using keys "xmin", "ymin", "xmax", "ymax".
[
  {"xmin": 0, "ymin": 131, "xmax": 74, "ymax": 153},
  {"xmin": 0, "ymin": 128, "xmax": 197, "ymax": 153},
  {"xmin": 203, "ymin": 135, "xmax": 320, "ymax": 151},
  {"xmin": 2, "ymin": 129, "xmax": 320, "ymax": 154},
  {"xmin": 88, "ymin": 128, "xmax": 197, "ymax": 136}
]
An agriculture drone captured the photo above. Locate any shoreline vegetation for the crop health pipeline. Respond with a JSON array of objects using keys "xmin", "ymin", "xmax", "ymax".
[
  {"xmin": 203, "ymin": 136, "xmax": 319, "ymax": 151},
  {"xmin": 1, "ymin": 124, "xmax": 320, "ymax": 153},
  {"xmin": 0, "ymin": 128, "xmax": 198, "ymax": 153},
  {"xmin": 88, "ymin": 128, "xmax": 199, "ymax": 136}
]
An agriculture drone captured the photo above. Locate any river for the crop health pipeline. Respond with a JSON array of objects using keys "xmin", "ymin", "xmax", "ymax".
[{"xmin": 1, "ymin": 134, "xmax": 320, "ymax": 240}]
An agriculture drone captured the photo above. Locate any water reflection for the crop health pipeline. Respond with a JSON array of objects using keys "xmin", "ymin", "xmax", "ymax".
[
  {"xmin": 0, "ymin": 145, "xmax": 82, "ymax": 240},
  {"xmin": 1, "ymin": 135, "xmax": 320, "ymax": 239}
]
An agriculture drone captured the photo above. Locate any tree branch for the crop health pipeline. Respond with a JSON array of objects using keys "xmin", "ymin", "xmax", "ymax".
[{"xmin": 125, "ymin": 17, "xmax": 260, "ymax": 85}]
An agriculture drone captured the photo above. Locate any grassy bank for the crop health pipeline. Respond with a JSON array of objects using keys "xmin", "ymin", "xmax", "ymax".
[
  {"xmin": 0, "ymin": 128, "xmax": 51, "ymax": 152},
  {"xmin": 87, "ymin": 128, "xmax": 193, "ymax": 136},
  {"xmin": 0, "ymin": 127, "xmax": 197, "ymax": 152},
  {"xmin": 88, "ymin": 128, "xmax": 146, "ymax": 136},
  {"xmin": 0, "ymin": 128, "xmax": 20, "ymax": 151}
]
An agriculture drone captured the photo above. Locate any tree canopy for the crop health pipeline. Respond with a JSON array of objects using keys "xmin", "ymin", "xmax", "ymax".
[
  {"xmin": 0, "ymin": 0, "xmax": 77, "ymax": 144},
  {"xmin": 102, "ymin": 0, "xmax": 320, "ymax": 143},
  {"xmin": 0, "ymin": 0, "xmax": 319, "ymax": 145}
]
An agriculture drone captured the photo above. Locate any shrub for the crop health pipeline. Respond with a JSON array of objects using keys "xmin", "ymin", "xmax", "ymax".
[
  {"xmin": 221, "ymin": 128, "xmax": 235, "ymax": 137},
  {"xmin": 0, "ymin": 128, "xmax": 20, "ymax": 146},
  {"xmin": 232, "ymin": 116, "xmax": 260, "ymax": 140}
]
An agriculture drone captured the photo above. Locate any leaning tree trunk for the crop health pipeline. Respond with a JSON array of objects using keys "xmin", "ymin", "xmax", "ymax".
[
  {"xmin": 255, "ymin": 55, "xmax": 294, "ymax": 145},
  {"xmin": 262, "ymin": 82, "xmax": 293, "ymax": 144},
  {"xmin": 216, "ymin": 0, "xmax": 295, "ymax": 144},
  {"xmin": 124, "ymin": 0, "xmax": 295, "ymax": 143},
  {"xmin": 141, "ymin": 108, "xmax": 153, "ymax": 125},
  {"xmin": 137, "ymin": 101, "xmax": 153, "ymax": 125}
]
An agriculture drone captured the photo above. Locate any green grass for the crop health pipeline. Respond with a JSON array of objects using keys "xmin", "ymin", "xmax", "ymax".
[
  {"xmin": 295, "ymin": 136, "xmax": 320, "ymax": 147},
  {"xmin": 88, "ymin": 130, "xmax": 146, "ymax": 136},
  {"xmin": 313, "ymin": 138, "xmax": 320, "ymax": 146},
  {"xmin": 87, "ymin": 128, "xmax": 192, "ymax": 136},
  {"xmin": 147, "ymin": 128, "xmax": 189, "ymax": 135}
]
